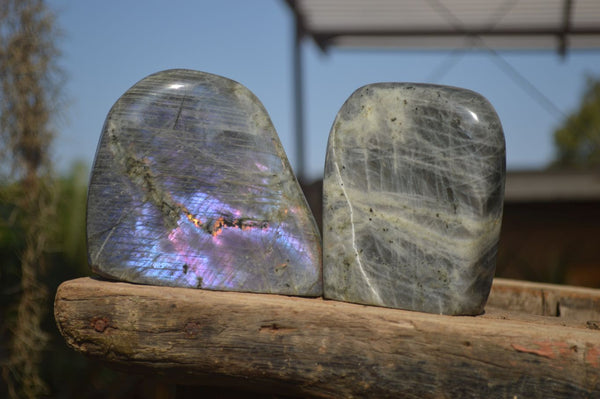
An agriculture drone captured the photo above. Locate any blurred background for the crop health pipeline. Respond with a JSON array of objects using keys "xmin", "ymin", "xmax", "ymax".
[{"xmin": 1, "ymin": 0, "xmax": 599, "ymax": 397}]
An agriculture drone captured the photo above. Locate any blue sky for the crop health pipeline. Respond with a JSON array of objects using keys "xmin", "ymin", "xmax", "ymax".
[{"xmin": 50, "ymin": 0, "xmax": 600, "ymax": 181}]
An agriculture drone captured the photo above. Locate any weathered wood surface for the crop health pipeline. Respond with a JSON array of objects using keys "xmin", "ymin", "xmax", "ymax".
[
  {"xmin": 55, "ymin": 277, "xmax": 600, "ymax": 398},
  {"xmin": 488, "ymin": 278, "xmax": 600, "ymax": 323}
]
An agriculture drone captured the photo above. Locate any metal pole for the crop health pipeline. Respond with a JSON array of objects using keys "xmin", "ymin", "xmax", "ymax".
[{"xmin": 293, "ymin": 14, "xmax": 305, "ymax": 180}]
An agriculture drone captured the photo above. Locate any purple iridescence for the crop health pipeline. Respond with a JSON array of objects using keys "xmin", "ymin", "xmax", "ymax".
[{"xmin": 87, "ymin": 69, "xmax": 322, "ymax": 296}]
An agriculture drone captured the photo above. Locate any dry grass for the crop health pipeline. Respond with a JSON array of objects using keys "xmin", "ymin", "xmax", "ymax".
[{"xmin": 0, "ymin": 0, "xmax": 62, "ymax": 397}]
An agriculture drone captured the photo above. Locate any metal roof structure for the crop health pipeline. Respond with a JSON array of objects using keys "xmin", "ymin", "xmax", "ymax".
[
  {"xmin": 283, "ymin": 0, "xmax": 600, "ymax": 179},
  {"xmin": 286, "ymin": 0, "xmax": 600, "ymax": 54}
]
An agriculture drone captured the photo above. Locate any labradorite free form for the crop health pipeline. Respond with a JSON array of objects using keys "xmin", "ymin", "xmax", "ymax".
[
  {"xmin": 87, "ymin": 69, "xmax": 322, "ymax": 296},
  {"xmin": 323, "ymin": 83, "xmax": 505, "ymax": 315}
]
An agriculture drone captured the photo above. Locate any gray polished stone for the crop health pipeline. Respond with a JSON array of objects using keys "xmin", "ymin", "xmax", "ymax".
[
  {"xmin": 87, "ymin": 69, "xmax": 322, "ymax": 296},
  {"xmin": 323, "ymin": 83, "xmax": 505, "ymax": 315}
]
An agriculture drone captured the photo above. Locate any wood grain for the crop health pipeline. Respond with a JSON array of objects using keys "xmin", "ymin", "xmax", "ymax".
[
  {"xmin": 54, "ymin": 277, "xmax": 600, "ymax": 398},
  {"xmin": 488, "ymin": 278, "xmax": 600, "ymax": 322}
]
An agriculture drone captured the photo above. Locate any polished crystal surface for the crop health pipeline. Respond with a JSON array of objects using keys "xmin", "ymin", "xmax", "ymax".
[
  {"xmin": 323, "ymin": 83, "xmax": 505, "ymax": 315},
  {"xmin": 87, "ymin": 69, "xmax": 322, "ymax": 296}
]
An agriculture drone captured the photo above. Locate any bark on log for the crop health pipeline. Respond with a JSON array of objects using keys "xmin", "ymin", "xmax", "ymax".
[{"xmin": 54, "ymin": 277, "xmax": 600, "ymax": 398}]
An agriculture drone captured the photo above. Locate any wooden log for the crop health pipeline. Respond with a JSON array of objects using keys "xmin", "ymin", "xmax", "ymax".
[
  {"xmin": 488, "ymin": 278, "xmax": 600, "ymax": 322},
  {"xmin": 54, "ymin": 277, "xmax": 600, "ymax": 398}
]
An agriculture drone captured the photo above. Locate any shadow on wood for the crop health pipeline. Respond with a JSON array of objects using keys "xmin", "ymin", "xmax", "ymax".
[{"xmin": 54, "ymin": 278, "xmax": 600, "ymax": 398}]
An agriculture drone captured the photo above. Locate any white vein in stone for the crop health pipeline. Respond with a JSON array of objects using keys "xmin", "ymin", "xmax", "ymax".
[
  {"xmin": 323, "ymin": 83, "xmax": 505, "ymax": 315},
  {"xmin": 331, "ymin": 144, "xmax": 383, "ymax": 305}
]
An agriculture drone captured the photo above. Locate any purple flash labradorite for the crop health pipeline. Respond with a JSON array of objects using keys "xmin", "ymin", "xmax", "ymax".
[
  {"xmin": 323, "ymin": 83, "xmax": 505, "ymax": 315},
  {"xmin": 87, "ymin": 69, "xmax": 322, "ymax": 296}
]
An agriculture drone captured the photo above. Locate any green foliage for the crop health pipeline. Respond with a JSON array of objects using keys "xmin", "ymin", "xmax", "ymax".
[
  {"xmin": 553, "ymin": 76, "xmax": 600, "ymax": 168},
  {"xmin": 1, "ymin": 162, "xmax": 142, "ymax": 399},
  {"xmin": 0, "ymin": 164, "xmax": 84, "ymax": 397},
  {"xmin": 0, "ymin": 182, "xmax": 25, "ymax": 325},
  {"xmin": 50, "ymin": 161, "xmax": 89, "ymax": 276},
  {"xmin": 0, "ymin": 1, "xmax": 63, "ymax": 396}
]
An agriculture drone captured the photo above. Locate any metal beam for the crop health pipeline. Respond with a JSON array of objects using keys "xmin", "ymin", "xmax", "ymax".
[
  {"xmin": 559, "ymin": 0, "xmax": 574, "ymax": 57},
  {"xmin": 288, "ymin": 0, "xmax": 307, "ymax": 180},
  {"xmin": 312, "ymin": 26, "xmax": 600, "ymax": 49}
]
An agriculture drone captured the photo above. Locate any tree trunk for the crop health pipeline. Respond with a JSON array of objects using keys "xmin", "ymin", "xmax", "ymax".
[{"xmin": 54, "ymin": 277, "xmax": 600, "ymax": 398}]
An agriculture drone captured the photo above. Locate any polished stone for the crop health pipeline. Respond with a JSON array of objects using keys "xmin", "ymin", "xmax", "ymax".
[
  {"xmin": 323, "ymin": 83, "xmax": 505, "ymax": 315},
  {"xmin": 87, "ymin": 69, "xmax": 322, "ymax": 296}
]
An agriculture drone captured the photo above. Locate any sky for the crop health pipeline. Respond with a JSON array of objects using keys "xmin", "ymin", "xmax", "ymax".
[{"xmin": 49, "ymin": 0, "xmax": 600, "ymax": 181}]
